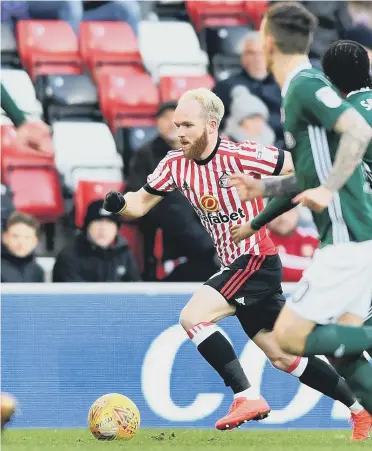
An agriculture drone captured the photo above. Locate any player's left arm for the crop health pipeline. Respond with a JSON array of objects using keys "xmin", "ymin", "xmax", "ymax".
[
  {"xmin": 238, "ymin": 141, "xmax": 294, "ymax": 177},
  {"xmin": 292, "ymin": 77, "xmax": 372, "ymax": 211},
  {"xmin": 323, "ymin": 108, "xmax": 372, "ymax": 193}
]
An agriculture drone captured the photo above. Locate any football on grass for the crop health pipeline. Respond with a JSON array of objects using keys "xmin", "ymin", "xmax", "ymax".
[{"xmin": 88, "ymin": 393, "xmax": 140, "ymax": 441}]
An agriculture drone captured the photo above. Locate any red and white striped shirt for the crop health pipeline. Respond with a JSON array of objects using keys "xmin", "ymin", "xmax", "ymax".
[{"xmin": 145, "ymin": 137, "xmax": 284, "ymax": 267}]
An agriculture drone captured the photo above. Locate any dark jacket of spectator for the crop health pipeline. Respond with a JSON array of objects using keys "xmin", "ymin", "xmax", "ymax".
[
  {"xmin": 270, "ymin": 1, "xmax": 352, "ymax": 59},
  {"xmin": 1, "ymin": 243, "xmax": 44, "ymax": 283},
  {"xmin": 213, "ymin": 70, "xmax": 283, "ymax": 148},
  {"xmin": 303, "ymin": 1, "xmax": 352, "ymax": 59},
  {"xmin": 127, "ymin": 135, "xmax": 170, "ymax": 192},
  {"xmin": 53, "ymin": 233, "xmax": 140, "ymax": 282}
]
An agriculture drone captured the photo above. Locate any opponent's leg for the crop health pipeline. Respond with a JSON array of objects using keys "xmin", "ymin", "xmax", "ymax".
[
  {"xmin": 274, "ymin": 306, "xmax": 372, "ymax": 357},
  {"xmin": 275, "ymin": 242, "xmax": 372, "ymax": 358},
  {"xmin": 180, "ymin": 284, "xmax": 270, "ymax": 430},
  {"xmin": 252, "ymin": 330, "xmax": 371, "ymax": 440}
]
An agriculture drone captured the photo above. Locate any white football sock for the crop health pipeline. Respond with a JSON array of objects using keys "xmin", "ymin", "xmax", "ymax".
[
  {"xmin": 234, "ymin": 387, "xmax": 261, "ymax": 401},
  {"xmin": 349, "ymin": 400, "xmax": 364, "ymax": 413}
]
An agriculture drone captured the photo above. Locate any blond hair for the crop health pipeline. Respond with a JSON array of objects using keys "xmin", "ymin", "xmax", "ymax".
[{"xmin": 178, "ymin": 88, "xmax": 225, "ymax": 128}]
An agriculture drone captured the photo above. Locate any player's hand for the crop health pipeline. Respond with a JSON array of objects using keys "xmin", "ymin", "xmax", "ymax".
[
  {"xmin": 104, "ymin": 191, "xmax": 126, "ymax": 213},
  {"xmin": 293, "ymin": 186, "xmax": 333, "ymax": 213},
  {"xmin": 230, "ymin": 173, "xmax": 264, "ymax": 201},
  {"xmin": 16, "ymin": 121, "xmax": 52, "ymax": 153},
  {"xmin": 230, "ymin": 222, "xmax": 257, "ymax": 245}
]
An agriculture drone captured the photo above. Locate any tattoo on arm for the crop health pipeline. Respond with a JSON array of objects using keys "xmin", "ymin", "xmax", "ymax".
[
  {"xmin": 324, "ymin": 109, "xmax": 372, "ymax": 193},
  {"xmin": 262, "ymin": 175, "xmax": 300, "ymax": 197}
]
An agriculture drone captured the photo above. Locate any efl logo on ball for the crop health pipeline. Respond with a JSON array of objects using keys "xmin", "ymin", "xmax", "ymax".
[{"xmin": 200, "ymin": 194, "xmax": 219, "ymax": 212}]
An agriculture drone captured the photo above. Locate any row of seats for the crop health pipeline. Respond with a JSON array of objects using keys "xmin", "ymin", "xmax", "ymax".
[{"xmin": 13, "ymin": 19, "xmax": 210, "ymax": 81}]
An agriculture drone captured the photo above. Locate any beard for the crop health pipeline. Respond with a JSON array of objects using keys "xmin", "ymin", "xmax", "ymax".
[{"xmin": 183, "ymin": 128, "xmax": 209, "ymax": 160}]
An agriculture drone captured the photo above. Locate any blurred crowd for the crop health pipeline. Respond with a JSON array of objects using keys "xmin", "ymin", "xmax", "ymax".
[{"xmin": 1, "ymin": 0, "xmax": 372, "ymax": 284}]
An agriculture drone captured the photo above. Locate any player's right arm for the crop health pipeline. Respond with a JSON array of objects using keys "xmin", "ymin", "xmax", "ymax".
[
  {"xmin": 104, "ymin": 155, "xmax": 176, "ymax": 218},
  {"xmin": 104, "ymin": 188, "xmax": 164, "ymax": 218}
]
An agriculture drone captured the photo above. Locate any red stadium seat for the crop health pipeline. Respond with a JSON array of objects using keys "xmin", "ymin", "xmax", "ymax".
[
  {"xmin": 79, "ymin": 22, "xmax": 143, "ymax": 77},
  {"xmin": 74, "ymin": 180, "xmax": 125, "ymax": 228},
  {"xmin": 6, "ymin": 165, "xmax": 64, "ymax": 222},
  {"xmin": 186, "ymin": 1, "xmax": 249, "ymax": 31},
  {"xmin": 0, "ymin": 124, "xmax": 54, "ymax": 184},
  {"xmin": 159, "ymin": 74, "xmax": 215, "ymax": 102},
  {"xmin": 120, "ymin": 223, "xmax": 144, "ymax": 274},
  {"xmin": 97, "ymin": 70, "xmax": 159, "ymax": 131},
  {"xmin": 16, "ymin": 20, "xmax": 82, "ymax": 79},
  {"xmin": 244, "ymin": 1, "xmax": 268, "ymax": 30}
]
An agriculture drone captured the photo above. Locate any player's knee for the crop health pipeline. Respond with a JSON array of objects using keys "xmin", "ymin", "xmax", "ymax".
[
  {"xmin": 269, "ymin": 355, "xmax": 296, "ymax": 371},
  {"xmin": 179, "ymin": 308, "xmax": 203, "ymax": 332}
]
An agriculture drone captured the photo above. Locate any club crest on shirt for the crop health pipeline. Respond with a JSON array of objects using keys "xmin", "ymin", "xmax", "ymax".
[{"xmin": 218, "ymin": 172, "xmax": 230, "ymax": 188}]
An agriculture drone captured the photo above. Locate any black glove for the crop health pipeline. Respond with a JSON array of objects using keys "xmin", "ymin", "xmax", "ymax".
[{"xmin": 103, "ymin": 190, "xmax": 126, "ymax": 213}]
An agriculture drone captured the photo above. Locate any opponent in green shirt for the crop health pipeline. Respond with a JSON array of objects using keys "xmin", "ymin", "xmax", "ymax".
[
  {"xmin": 231, "ymin": 2, "xmax": 372, "ymax": 414},
  {"xmin": 235, "ymin": 40, "xmax": 372, "ymax": 246}
]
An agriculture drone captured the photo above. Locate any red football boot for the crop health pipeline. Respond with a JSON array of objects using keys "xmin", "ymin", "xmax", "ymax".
[
  {"xmin": 216, "ymin": 396, "xmax": 271, "ymax": 430},
  {"xmin": 350, "ymin": 409, "xmax": 372, "ymax": 441}
]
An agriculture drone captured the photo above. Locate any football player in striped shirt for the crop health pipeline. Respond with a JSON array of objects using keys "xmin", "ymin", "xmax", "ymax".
[{"xmin": 104, "ymin": 88, "xmax": 366, "ymax": 435}]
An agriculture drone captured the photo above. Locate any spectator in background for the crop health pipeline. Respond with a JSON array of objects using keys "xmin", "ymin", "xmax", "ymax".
[
  {"xmin": 1, "ymin": 212, "xmax": 44, "ymax": 283},
  {"xmin": 345, "ymin": 25, "xmax": 372, "ymax": 62},
  {"xmin": 126, "ymin": 101, "xmax": 219, "ymax": 282},
  {"xmin": 213, "ymin": 31, "xmax": 283, "ymax": 148},
  {"xmin": 27, "ymin": 0, "xmax": 140, "ymax": 36},
  {"xmin": 267, "ymin": 208, "xmax": 319, "ymax": 282},
  {"xmin": 1, "ymin": 185, "xmax": 15, "ymax": 231},
  {"xmin": 284, "ymin": 1, "xmax": 352, "ymax": 59},
  {"xmin": 223, "ymin": 86, "xmax": 276, "ymax": 146},
  {"xmin": 53, "ymin": 200, "xmax": 140, "ymax": 282}
]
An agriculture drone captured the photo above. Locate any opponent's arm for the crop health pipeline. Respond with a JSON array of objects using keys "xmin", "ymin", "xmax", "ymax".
[
  {"xmin": 251, "ymin": 196, "xmax": 296, "ymax": 230},
  {"xmin": 231, "ymin": 195, "xmax": 296, "ymax": 244},
  {"xmin": 323, "ymin": 108, "xmax": 372, "ymax": 193},
  {"xmin": 1, "ymin": 83, "xmax": 26, "ymax": 127},
  {"xmin": 103, "ymin": 188, "xmax": 164, "ymax": 219},
  {"xmin": 261, "ymin": 174, "xmax": 300, "ymax": 197}
]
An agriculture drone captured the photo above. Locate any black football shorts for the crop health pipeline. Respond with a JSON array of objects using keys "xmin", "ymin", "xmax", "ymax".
[{"xmin": 204, "ymin": 253, "xmax": 285, "ymax": 339}]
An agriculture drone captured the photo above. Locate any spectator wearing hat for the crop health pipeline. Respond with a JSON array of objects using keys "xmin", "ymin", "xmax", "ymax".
[
  {"xmin": 223, "ymin": 86, "xmax": 276, "ymax": 146},
  {"xmin": 52, "ymin": 199, "xmax": 140, "ymax": 282},
  {"xmin": 126, "ymin": 102, "xmax": 218, "ymax": 282},
  {"xmin": 1, "ymin": 212, "xmax": 44, "ymax": 283}
]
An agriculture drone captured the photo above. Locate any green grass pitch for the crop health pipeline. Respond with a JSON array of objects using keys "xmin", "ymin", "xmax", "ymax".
[{"xmin": 2, "ymin": 428, "xmax": 370, "ymax": 451}]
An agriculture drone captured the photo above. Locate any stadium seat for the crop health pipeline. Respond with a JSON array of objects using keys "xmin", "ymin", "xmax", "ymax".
[
  {"xmin": 16, "ymin": 20, "xmax": 83, "ymax": 79},
  {"xmin": 74, "ymin": 180, "xmax": 124, "ymax": 228},
  {"xmin": 138, "ymin": 21, "xmax": 209, "ymax": 82},
  {"xmin": 1, "ymin": 24, "xmax": 21, "ymax": 68},
  {"xmin": 186, "ymin": 1, "xmax": 249, "ymax": 31},
  {"xmin": 1, "ymin": 124, "xmax": 54, "ymax": 184},
  {"xmin": 155, "ymin": 1, "xmax": 188, "ymax": 21},
  {"xmin": 159, "ymin": 74, "xmax": 215, "ymax": 102},
  {"xmin": 244, "ymin": 1, "xmax": 268, "ymax": 30},
  {"xmin": 35, "ymin": 74, "xmax": 100, "ymax": 123},
  {"xmin": 97, "ymin": 70, "xmax": 159, "ymax": 130},
  {"xmin": 79, "ymin": 21, "xmax": 143, "ymax": 77},
  {"xmin": 1, "ymin": 69, "xmax": 43, "ymax": 120},
  {"xmin": 6, "ymin": 165, "xmax": 64, "ymax": 223},
  {"xmin": 52, "ymin": 121, "xmax": 123, "ymax": 190},
  {"xmin": 206, "ymin": 26, "xmax": 250, "ymax": 80},
  {"xmin": 119, "ymin": 222, "xmax": 144, "ymax": 274}
]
